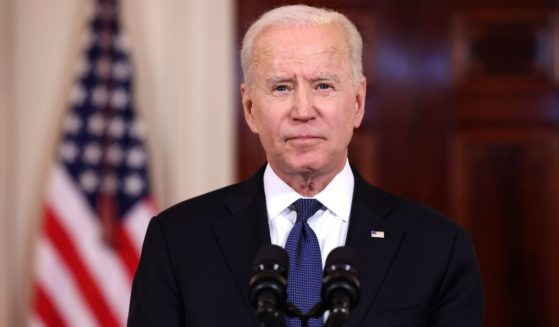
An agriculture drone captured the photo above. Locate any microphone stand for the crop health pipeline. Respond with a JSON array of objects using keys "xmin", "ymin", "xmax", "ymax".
[
  {"xmin": 324, "ymin": 302, "xmax": 350, "ymax": 327},
  {"xmin": 285, "ymin": 301, "xmax": 326, "ymax": 327}
]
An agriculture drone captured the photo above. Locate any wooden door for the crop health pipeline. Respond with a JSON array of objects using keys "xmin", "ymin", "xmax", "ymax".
[{"xmin": 236, "ymin": 1, "xmax": 559, "ymax": 325}]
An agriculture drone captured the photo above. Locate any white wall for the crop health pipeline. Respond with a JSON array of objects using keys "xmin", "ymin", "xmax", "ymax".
[{"xmin": 0, "ymin": 0, "xmax": 236, "ymax": 325}]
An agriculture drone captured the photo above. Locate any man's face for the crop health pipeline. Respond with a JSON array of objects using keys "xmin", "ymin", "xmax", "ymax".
[{"xmin": 241, "ymin": 23, "xmax": 366, "ymax": 179}]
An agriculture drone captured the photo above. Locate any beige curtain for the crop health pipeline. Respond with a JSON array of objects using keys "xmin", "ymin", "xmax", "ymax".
[{"xmin": 0, "ymin": 0, "xmax": 235, "ymax": 325}]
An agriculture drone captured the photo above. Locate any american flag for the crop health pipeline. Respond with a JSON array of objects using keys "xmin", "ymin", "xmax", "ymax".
[
  {"xmin": 370, "ymin": 230, "xmax": 385, "ymax": 239},
  {"xmin": 30, "ymin": 0, "xmax": 155, "ymax": 326}
]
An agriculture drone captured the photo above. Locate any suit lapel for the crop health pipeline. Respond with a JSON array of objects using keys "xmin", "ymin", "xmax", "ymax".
[
  {"xmin": 345, "ymin": 172, "xmax": 405, "ymax": 327},
  {"xmin": 211, "ymin": 167, "xmax": 271, "ymax": 322}
]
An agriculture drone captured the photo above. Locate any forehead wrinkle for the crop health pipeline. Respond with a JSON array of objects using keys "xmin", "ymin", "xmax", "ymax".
[
  {"xmin": 252, "ymin": 46, "xmax": 275, "ymax": 73},
  {"xmin": 253, "ymin": 22, "xmax": 351, "ymax": 56},
  {"xmin": 251, "ymin": 27, "xmax": 352, "ymax": 85},
  {"xmin": 255, "ymin": 40, "xmax": 346, "ymax": 65},
  {"xmin": 259, "ymin": 49, "xmax": 346, "ymax": 78}
]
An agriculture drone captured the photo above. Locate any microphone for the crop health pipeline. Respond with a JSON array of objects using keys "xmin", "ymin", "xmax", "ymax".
[
  {"xmin": 322, "ymin": 246, "xmax": 360, "ymax": 327},
  {"xmin": 249, "ymin": 244, "xmax": 289, "ymax": 327}
]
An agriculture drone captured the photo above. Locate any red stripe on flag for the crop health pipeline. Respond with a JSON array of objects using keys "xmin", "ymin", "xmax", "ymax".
[
  {"xmin": 116, "ymin": 224, "xmax": 140, "ymax": 279},
  {"xmin": 34, "ymin": 283, "xmax": 67, "ymax": 327},
  {"xmin": 44, "ymin": 207, "xmax": 120, "ymax": 327}
]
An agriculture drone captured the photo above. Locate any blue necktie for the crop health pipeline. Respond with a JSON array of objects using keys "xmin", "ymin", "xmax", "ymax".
[{"xmin": 285, "ymin": 199, "xmax": 324, "ymax": 327}]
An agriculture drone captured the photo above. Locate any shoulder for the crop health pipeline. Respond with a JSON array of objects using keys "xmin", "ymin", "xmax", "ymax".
[
  {"xmin": 387, "ymin": 191, "xmax": 459, "ymax": 235},
  {"xmin": 353, "ymin": 171, "xmax": 465, "ymax": 242}
]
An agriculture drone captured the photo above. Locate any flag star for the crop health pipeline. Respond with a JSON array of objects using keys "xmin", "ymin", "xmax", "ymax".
[
  {"xmin": 108, "ymin": 117, "xmax": 126, "ymax": 138},
  {"xmin": 111, "ymin": 87, "xmax": 129, "ymax": 109},
  {"xmin": 63, "ymin": 114, "xmax": 82, "ymax": 134},
  {"xmin": 83, "ymin": 142, "xmax": 102, "ymax": 164},
  {"xmin": 124, "ymin": 174, "xmax": 144, "ymax": 196},
  {"xmin": 114, "ymin": 34, "xmax": 130, "ymax": 52},
  {"xmin": 92, "ymin": 85, "xmax": 108, "ymax": 107},
  {"xmin": 59, "ymin": 141, "xmax": 79, "ymax": 162},
  {"xmin": 113, "ymin": 61, "xmax": 131, "ymax": 80},
  {"xmin": 69, "ymin": 84, "xmax": 87, "ymax": 106},
  {"xmin": 129, "ymin": 120, "xmax": 145, "ymax": 139},
  {"xmin": 88, "ymin": 113, "xmax": 105, "ymax": 136},
  {"xmin": 127, "ymin": 146, "xmax": 146, "ymax": 168},
  {"xmin": 107, "ymin": 143, "xmax": 123, "ymax": 165},
  {"xmin": 74, "ymin": 58, "xmax": 91, "ymax": 77},
  {"xmin": 79, "ymin": 170, "xmax": 99, "ymax": 193}
]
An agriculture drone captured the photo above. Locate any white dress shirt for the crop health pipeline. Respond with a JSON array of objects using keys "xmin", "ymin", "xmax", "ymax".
[{"xmin": 263, "ymin": 160, "xmax": 354, "ymax": 268}]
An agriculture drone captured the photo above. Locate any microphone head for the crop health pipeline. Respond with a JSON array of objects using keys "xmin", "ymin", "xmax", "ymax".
[
  {"xmin": 252, "ymin": 244, "xmax": 289, "ymax": 275},
  {"xmin": 249, "ymin": 244, "xmax": 289, "ymax": 308},
  {"xmin": 322, "ymin": 246, "xmax": 361, "ymax": 310},
  {"xmin": 324, "ymin": 246, "xmax": 360, "ymax": 274}
]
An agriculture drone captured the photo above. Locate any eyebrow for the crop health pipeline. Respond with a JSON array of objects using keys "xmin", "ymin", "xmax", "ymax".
[
  {"xmin": 265, "ymin": 76, "xmax": 293, "ymax": 85},
  {"xmin": 312, "ymin": 73, "xmax": 340, "ymax": 83},
  {"xmin": 265, "ymin": 73, "xmax": 341, "ymax": 85}
]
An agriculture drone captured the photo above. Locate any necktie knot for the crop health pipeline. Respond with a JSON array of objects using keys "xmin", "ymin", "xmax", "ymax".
[{"xmin": 293, "ymin": 198, "xmax": 323, "ymax": 223}]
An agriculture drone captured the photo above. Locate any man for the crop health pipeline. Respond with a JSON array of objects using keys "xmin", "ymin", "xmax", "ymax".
[{"xmin": 128, "ymin": 5, "xmax": 484, "ymax": 327}]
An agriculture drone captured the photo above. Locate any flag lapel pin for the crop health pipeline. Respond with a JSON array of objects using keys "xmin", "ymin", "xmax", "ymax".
[{"xmin": 370, "ymin": 230, "xmax": 385, "ymax": 239}]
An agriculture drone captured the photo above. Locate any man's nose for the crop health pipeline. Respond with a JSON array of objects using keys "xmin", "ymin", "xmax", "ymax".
[{"xmin": 291, "ymin": 86, "xmax": 315, "ymax": 121}]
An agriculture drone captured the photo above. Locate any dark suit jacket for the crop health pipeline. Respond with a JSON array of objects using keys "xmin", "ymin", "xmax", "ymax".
[{"xmin": 128, "ymin": 167, "xmax": 484, "ymax": 326}]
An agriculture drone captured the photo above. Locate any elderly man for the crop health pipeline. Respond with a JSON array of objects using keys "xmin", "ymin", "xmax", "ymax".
[{"xmin": 128, "ymin": 5, "xmax": 484, "ymax": 327}]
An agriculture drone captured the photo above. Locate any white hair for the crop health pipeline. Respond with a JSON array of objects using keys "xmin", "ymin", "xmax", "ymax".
[{"xmin": 240, "ymin": 4, "xmax": 364, "ymax": 86}]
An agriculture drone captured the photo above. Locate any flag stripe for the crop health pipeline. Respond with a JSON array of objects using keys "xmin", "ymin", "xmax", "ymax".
[
  {"xmin": 116, "ymin": 223, "xmax": 140, "ymax": 278},
  {"xmin": 34, "ymin": 238, "xmax": 97, "ymax": 327},
  {"xmin": 44, "ymin": 207, "xmax": 120, "ymax": 327},
  {"xmin": 47, "ymin": 165, "xmax": 134, "ymax": 324},
  {"xmin": 29, "ymin": 314, "xmax": 47, "ymax": 327},
  {"xmin": 34, "ymin": 285, "xmax": 67, "ymax": 327},
  {"xmin": 123, "ymin": 200, "xmax": 154, "ymax": 250}
]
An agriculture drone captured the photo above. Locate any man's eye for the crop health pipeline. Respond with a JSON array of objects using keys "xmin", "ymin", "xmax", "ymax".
[
  {"xmin": 317, "ymin": 83, "xmax": 332, "ymax": 90},
  {"xmin": 273, "ymin": 85, "xmax": 288, "ymax": 92}
]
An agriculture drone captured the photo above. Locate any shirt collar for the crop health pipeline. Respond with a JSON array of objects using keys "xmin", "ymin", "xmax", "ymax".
[{"xmin": 263, "ymin": 160, "xmax": 354, "ymax": 222}]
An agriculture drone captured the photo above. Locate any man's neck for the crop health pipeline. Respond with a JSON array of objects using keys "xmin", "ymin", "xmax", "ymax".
[{"xmin": 269, "ymin": 160, "xmax": 347, "ymax": 197}]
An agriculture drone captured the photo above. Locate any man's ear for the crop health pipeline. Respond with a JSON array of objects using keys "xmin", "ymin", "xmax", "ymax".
[
  {"xmin": 241, "ymin": 83, "xmax": 259, "ymax": 134},
  {"xmin": 353, "ymin": 77, "xmax": 366, "ymax": 128}
]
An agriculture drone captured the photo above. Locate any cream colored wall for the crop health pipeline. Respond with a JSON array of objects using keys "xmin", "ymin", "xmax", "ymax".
[
  {"xmin": 0, "ymin": 0, "xmax": 236, "ymax": 325},
  {"xmin": 0, "ymin": 0, "xmax": 11, "ymax": 325}
]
